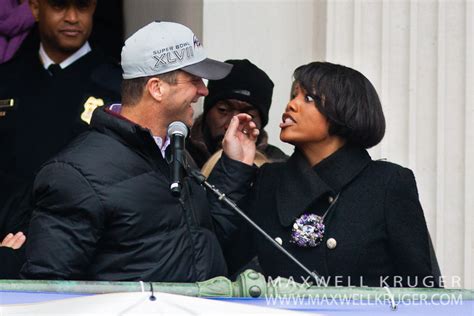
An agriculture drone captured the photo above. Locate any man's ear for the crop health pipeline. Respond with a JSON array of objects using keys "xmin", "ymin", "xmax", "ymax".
[
  {"xmin": 29, "ymin": 0, "xmax": 40, "ymax": 22},
  {"xmin": 146, "ymin": 77, "xmax": 166, "ymax": 102}
]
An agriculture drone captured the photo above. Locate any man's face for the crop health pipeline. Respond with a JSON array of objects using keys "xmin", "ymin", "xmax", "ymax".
[
  {"xmin": 163, "ymin": 71, "xmax": 209, "ymax": 128},
  {"xmin": 205, "ymin": 99, "xmax": 262, "ymax": 147},
  {"xmin": 30, "ymin": 0, "xmax": 96, "ymax": 62}
]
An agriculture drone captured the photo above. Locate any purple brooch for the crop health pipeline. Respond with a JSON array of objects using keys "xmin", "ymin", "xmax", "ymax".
[{"xmin": 290, "ymin": 214, "xmax": 325, "ymax": 247}]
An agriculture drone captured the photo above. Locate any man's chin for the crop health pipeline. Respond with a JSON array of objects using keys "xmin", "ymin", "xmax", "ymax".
[
  {"xmin": 58, "ymin": 39, "xmax": 87, "ymax": 53},
  {"xmin": 185, "ymin": 116, "xmax": 194, "ymax": 129}
]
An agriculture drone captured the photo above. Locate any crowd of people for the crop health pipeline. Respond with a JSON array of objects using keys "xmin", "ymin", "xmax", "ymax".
[{"xmin": 0, "ymin": 0, "xmax": 441, "ymax": 287}]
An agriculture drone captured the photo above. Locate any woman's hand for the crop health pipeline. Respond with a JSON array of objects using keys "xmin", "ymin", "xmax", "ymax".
[
  {"xmin": 222, "ymin": 114, "xmax": 259, "ymax": 165},
  {"xmin": 1, "ymin": 232, "xmax": 26, "ymax": 250}
]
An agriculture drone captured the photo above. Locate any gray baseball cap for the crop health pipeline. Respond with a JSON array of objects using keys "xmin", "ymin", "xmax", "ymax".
[{"xmin": 121, "ymin": 21, "xmax": 232, "ymax": 80}]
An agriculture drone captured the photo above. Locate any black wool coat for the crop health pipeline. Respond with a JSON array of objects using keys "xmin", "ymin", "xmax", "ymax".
[{"xmin": 223, "ymin": 145, "xmax": 439, "ymax": 287}]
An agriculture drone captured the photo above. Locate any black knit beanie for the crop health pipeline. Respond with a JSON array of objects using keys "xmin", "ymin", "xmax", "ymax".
[{"xmin": 203, "ymin": 59, "xmax": 274, "ymax": 127}]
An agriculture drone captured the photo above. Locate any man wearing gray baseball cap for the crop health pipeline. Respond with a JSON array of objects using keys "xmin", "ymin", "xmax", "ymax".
[{"xmin": 21, "ymin": 21, "xmax": 260, "ymax": 282}]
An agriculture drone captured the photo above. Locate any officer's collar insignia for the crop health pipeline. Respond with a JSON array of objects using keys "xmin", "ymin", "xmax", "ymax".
[
  {"xmin": 81, "ymin": 96, "xmax": 104, "ymax": 124},
  {"xmin": 0, "ymin": 99, "xmax": 15, "ymax": 118}
]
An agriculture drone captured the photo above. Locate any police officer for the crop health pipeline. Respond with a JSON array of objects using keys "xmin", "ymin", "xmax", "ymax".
[{"xmin": 0, "ymin": 0, "xmax": 121, "ymax": 278}]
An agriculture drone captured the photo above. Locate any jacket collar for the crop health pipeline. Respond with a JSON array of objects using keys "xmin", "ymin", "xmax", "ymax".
[
  {"xmin": 276, "ymin": 145, "xmax": 371, "ymax": 226},
  {"xmin": 91, "ymin": 106, "xmax": 151, "ymax": 148},
  {"xmin": 90, "ymin": 107, "xmax": 170, "ymax": 176}
]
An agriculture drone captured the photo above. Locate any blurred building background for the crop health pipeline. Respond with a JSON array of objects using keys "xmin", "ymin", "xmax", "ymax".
[{"xmin": 122, "ymin": 0, "xmax": 473, "ymax": 289}]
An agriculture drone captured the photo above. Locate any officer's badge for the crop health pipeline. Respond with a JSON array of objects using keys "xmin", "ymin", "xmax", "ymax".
[
  {"xmin": 0, "ymin": 99, "xmax": 15, "ymax": 118},
  {"xmin": 81, "ymin": 96, "xmax": 104, "ymax": 124}
]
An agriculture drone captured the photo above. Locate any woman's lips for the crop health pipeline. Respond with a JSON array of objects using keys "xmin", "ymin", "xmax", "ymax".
[{"xmin": 280, "ymin": 114, "xmax": 296, "ymax": 128}]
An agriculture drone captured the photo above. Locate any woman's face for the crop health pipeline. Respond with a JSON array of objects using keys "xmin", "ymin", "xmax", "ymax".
[{"xmin": 279, "ymin": 83, "xmax": 331, "ymax": 146}]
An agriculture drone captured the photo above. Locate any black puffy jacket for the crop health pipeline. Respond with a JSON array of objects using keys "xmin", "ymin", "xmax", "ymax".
[{"xmin": 21, "ymin": 107, "xmax": 254, "ymax": 282}]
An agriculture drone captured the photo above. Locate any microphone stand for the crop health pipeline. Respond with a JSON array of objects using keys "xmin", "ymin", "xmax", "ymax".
[{"xmin": 186, "ymin": 168, "xmax": 323, "ymax": 285}]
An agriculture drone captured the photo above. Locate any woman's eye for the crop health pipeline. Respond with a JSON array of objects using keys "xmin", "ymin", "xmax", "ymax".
[{"xmin": 304, "ymin": 95, "xmax": 314, "ymax": 102}]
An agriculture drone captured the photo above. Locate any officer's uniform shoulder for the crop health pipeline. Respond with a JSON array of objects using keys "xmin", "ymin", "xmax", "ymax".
[
  {"xmin": 0, "ymin": 52, "xmax": 33, "ymax": 85},
  {"xmin": 0, "ymin": 50, "xmax": 32, "ymax": 68},
  {"xmin": 86, "ymin": 50, "xmax": 122, "ymax": 96},
  {"xmin": 0, "ymin": 58, "xmax": 18, "ymax": 72},
  {"xmin": 90, "ymin": 62, "xmax": 122, "ymax": 96}
]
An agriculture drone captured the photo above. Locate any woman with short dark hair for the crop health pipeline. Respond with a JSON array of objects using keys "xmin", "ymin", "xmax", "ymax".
[
  {"xmin": 221, "ymin": 61, "xmax": 439, "ymax": 287},
  {"xmin": 291, "ymin": 62, "xmax": 385, "ymax": 149}
]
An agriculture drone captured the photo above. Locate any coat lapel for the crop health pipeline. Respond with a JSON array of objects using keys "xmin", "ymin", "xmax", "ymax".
[
  {"xmin": 276, "ymin": 150, "xmax": 333, "ymax": 227},
  {"xmin": 91, "ymin": 107, "xmax": 171, "ymax": 178}
]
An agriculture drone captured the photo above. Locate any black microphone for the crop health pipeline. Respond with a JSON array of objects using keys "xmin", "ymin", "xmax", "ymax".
[{"xmin": 167, "ymin": 121, "xmax": 188, "ymax": 196}]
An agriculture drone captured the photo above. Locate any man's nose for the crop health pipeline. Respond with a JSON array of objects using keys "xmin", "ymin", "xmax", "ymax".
[
  {"xmin": 64, "ymin": 6, "xmax": 79, "ymax": 23},
  {"xmin": 196, "ymin": 79, "xmax": 208, "ymax": 97}
]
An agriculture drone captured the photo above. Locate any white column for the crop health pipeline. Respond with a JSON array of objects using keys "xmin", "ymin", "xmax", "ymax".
[
  {"xmin": 324, "ymin": 0, "xmax": 472, "ymax": 288},
  {"xmin": 463, "ymin": 0, "xmax": 473, "ymax": 289}
]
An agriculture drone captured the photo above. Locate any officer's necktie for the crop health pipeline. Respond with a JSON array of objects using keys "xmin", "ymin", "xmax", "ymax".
[{"xmin": 48, "ymin": 64, "xmax": 62, "ymax": 76}]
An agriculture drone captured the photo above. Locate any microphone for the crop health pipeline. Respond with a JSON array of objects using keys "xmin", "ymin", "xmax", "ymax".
[{"xmin": 167, "ymin": 121, "xmax": 189, "ymax": 196}]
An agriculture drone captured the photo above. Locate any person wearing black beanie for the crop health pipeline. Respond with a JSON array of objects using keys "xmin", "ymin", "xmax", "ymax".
[{"xmin": 188, "ymin": 59, "xmax": 288, "ymax": 168}]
